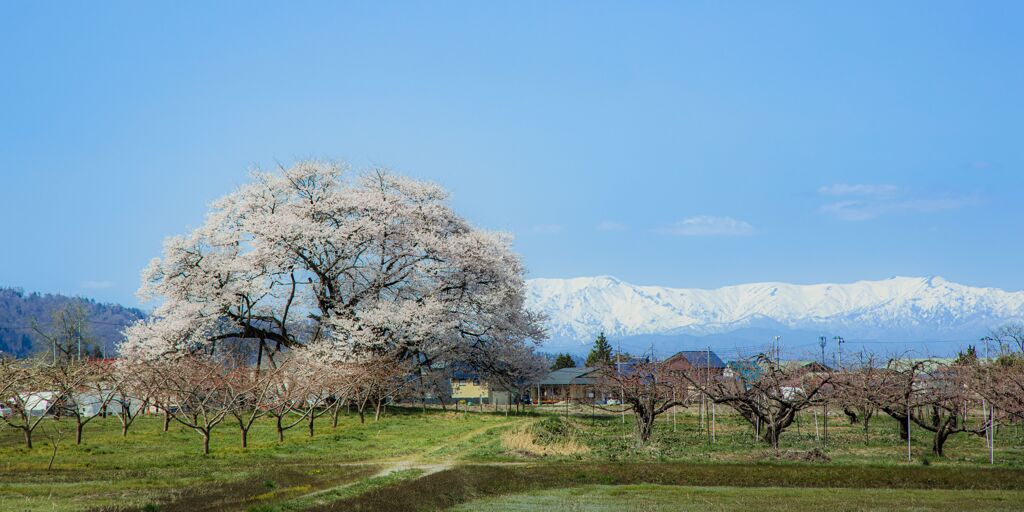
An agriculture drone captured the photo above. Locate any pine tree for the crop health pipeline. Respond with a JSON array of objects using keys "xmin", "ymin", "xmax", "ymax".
[
  {"xmin": 551, "ymin": 353, "xmax": 576, "ymax": 370},
  {"xmin": 955, "ymin": 344, "xmax": 978, "ymax": 365},
  {"xmin": 585, "ymin": 332, "xmax": 613, "ymax": 367}
]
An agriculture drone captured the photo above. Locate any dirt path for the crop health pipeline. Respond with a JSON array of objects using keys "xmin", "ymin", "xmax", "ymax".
[
  {"xmin": 287, "ymin": 415, "xmax": 536, "ymax": 507},
  {"xmin": 416, "ymin": 416, "xmax": 534, "ymax": 462}
]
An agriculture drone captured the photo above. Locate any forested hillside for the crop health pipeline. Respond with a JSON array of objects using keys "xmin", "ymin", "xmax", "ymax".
[{"xmin": 0, "ymin": 287, "xmax": 145, "ymax": 357}]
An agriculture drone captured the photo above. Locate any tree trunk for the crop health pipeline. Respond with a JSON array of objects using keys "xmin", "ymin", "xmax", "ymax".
[
  {"xmin": 843, "ymin": 406, "xmax": 858, "ymax": 425},
  {"xmin": 634, "ymin": 406, "xmax": 655, "ymax": 443},
  {"xmin": 241, "ymin": 427, "xmax": 249, "ymax": 448},
  {"xmin": 933, "ymin": 428, "xmax": 949, "ymax": 456},
  {"xmin": 121, "ymin": 418, "xmax": 130, "ymax": 437},
  {"xmin": 762, "ymin": 422, "xmax": 782, "ymax": 448},
  {"xmin": 76, "ymin": 419, "xmax": 84, "ymax": 445},
  {"xmin": 636, "ymin": 416, "xmax": 653, "ymax": 443},
  {"xmin": 163, "ymin": 410, "xmax": 172, "ymax": 432},
  {"xmin": 47, "ymin": 441, "xmax": 58, "ymax": 470},
  {"xmin": 276, "ymin": 416, "xmax": 285, "ymax": 442},
  {"xmin": 202, "ymin": 432, "xmax": 211, "ymax": 455},
  {"xmin": 24, "ymin": 428, "xmax": 33, "ymax": 449},
  {"xmin": 308, "ymin": 415, "xmax": 315, "ymax": 437},
  {"xmin": 897, "ymin": 416, "xmax": 909, "ymax": 440}
]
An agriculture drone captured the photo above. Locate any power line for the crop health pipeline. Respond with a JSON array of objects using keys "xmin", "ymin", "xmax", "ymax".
[{"xmin": 0, "ymin": 318, "xmax": 141, "ymax": 331}]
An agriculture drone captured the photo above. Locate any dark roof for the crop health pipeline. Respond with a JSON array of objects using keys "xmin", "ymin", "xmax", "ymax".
[
  {"xmin": 802, "ymin": 361, "xmax": 833, "ymax": 372},
  {"xmin": 670, "ymin": 350, "xmax": 726, "ymax": 369},
  {"xmin": 450, "ymin": 369, "xmax": 479, "ymax": 381},
  {"xmin": 614, "ymin": 358, "xmax": 647, "ymax": 376},
  {"xmin": 540, "ymin": 367, "xmax": 600, "ymax": 386}
]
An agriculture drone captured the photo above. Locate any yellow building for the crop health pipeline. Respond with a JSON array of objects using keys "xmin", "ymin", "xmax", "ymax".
[
  {"xmin": 451, "ymin": 377, "xmax": 489, "ymax": 401},
  {"xmin": 450, "ymin": 371, "xmax": 513, "ymax": 406}
]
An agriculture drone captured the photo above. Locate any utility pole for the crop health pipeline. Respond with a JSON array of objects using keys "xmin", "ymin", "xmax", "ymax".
[
  {"xmin": 833, "ymin": 336, "xmax": 845, "ymax": 369},
  {"xmin": 707, "ymin": 346, "xmax": 712, "ymax": 442},
  {"xmin": 990, "ymin": 404, "xmax": 995, "ymax": 464},
  {"xmin": 772, "ymin": 336, "xmax": 782, "ymax": 363},
  {"xmin": 617, "ymin": 340, "xmax": 624, "ymax": 424},
  {"xmin": 906, "ymin": 400, "xmax": 912, "ymax": 461},
  {"xmin": 672, "ymin": 386, "xmax": 677, "ymax": 432},
  {"xmin": 818, "ymin": 336, "xmax": 827, "ymax": 366}
]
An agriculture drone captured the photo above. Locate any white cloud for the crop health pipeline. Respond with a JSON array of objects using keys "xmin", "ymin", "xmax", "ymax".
[
  {"xmin": 80, "ymin": 280, "xmax": 114, "ymax": 289},
  {"xmin": 660, "ymin": 215, "xmax": 754, "ymax": 236},
  {"xmin": 597, "ymin": 220, "xmax": 626, "ymax": 231},
  {"xmin": 818, "ymin": 184, "xmax": 898, "ymax": 196},
  {"xmin": 531, "ymin": 224, "xmax": 563, "ymax": 235},
  {"xmin": 819, "ymin": 184, "xmax": 980, "ymax": 221}
]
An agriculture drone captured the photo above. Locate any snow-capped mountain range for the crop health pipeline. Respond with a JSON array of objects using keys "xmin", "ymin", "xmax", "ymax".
[{"xmin": 526, "ymin": 276, "xmax": 1024, "ymax": 355}]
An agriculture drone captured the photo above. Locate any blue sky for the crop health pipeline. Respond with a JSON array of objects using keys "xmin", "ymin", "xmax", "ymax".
[{"xmin": 2, "ymin": 2, "xmax": 1022, "ymax": 308}]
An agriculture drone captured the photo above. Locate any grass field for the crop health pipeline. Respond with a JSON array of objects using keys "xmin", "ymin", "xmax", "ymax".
[
  {"xmin": 452, "ymin": 484, "xmax": 1024, "ymax": 511},
  {"xmin": 1, "ymin": 405, "xmax": 1022, "ymax": 511}
]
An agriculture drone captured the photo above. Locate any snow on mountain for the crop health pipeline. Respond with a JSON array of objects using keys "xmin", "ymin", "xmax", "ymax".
[{"xmin": 526, "ymin": 276, "xmax": 1024, "ymax": 346}]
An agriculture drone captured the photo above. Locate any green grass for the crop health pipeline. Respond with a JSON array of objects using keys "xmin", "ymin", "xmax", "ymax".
[
  {"xmin": 0, "ymin": 408, "xmax": 516, "ymax": 511},
  {"xmin": 323, "ymin": 462, "xmax": 1024, "ymax": 511},
  {"xmin": 556, "ymin": 406, "xmax": 1024, "ymax": 467},
  {"xmin": 1, "ymin": 406, "xmax": 1022, "ymax": 511},
  {"xmin": 249, "ymin": 469, "xmax": 426, "ymax": 512},
  {"xmin": 452, "ymin": 484, "xmax": 1024, "ymax": 511}
]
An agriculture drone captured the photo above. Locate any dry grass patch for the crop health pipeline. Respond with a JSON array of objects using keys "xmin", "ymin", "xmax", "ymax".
[{"xmin": 502, "ymin": 424, "xmax": 590, "ymax": 457}]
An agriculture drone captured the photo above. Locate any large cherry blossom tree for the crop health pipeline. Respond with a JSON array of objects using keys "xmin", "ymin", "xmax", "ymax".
[{"xmin": 121, "ymin": 161, "xmax": 545, "ymax": 367}]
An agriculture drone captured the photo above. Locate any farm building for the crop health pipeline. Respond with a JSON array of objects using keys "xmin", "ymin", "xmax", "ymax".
[
  {"xmin": 664, "ymin": 350, "xmax": 727, "ymax": 376},
  {"xmin": 449, "ymin": 369, "xmax": 513, "ymax": 406},
  {"xmin": 724, "ymin": 359, "xmax": 761, "ymax": 380},
  {"xmin": 537, "ymin": 367, "xmax": 606, "ymax": 404},
  {"xmin": 18, "ymin": 391, "xmax": 59, "ymax": 416}
]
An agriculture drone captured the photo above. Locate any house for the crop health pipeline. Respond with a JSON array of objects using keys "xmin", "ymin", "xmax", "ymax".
[
  {"xmin": 449, "ymin": 369, "xmax": 512, "ymax": 406},
  {"xmin": 537, "ymin": 367, "xmax": 605, "ymax": 404},
  {"xmin": 73, "ymin": 388, "xmax": 146, "ymax": 417},
  {"xmin": 724, "ymin": 359, "xmax": 762, "ymax": 380},
  {"xmin": 664, "ymin": 350, "xmax": 726, "ymax": 376},
  {"xmin": 777, "ymin": 360, "xmax": 835, "ymax": 378},
  {"xmin": 19, "ymin": 391, "xmax": 59, "ymax": 416}
]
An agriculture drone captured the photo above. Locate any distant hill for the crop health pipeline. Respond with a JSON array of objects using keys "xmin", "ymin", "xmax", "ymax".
[
  {"xmin": 0, "ymin": 287, "xmax": 145, "ymax": 358},
  {"xmin": 528, "ymin": 276, "xmax": 1024, "ymax": 357}
]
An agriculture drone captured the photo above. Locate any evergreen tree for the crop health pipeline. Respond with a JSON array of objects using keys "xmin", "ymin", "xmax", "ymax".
[
  {"xmin": 551, "ymin": 353, "xmax": 576, "ymax": 370},
  {"xmin": 585, "ymin": 332, "xmax": 613, "ymax": 367},
  {"xmin": 955, "ymin": 344, "xmax": 978, "ymax": 365}
]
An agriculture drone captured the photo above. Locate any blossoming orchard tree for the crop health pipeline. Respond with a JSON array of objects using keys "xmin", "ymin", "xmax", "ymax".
[{"xmin": 121, "ymin": 161, "xmax": 546, "ymax": 368}]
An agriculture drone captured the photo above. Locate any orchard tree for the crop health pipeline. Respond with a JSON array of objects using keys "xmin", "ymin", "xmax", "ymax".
[
  {"xmin": 224, "ymin": 361, "xmax": 286, "ymax": 448},
  {"xmin": 832, "ymin": 354, "xmax": 882, "ymax": 435},
  {"xmin": 145, "ymin": 355, "xmax": 232, "ymax": 455},
  {"xmin": 870, "ymin": 357, "xmax": 987, "ymax": 456},
  {"xmin": 44, "ymin": 359, "xmax": 119, "ymax": 445},
  {"xmin": 975, "ymin": 355, "xmax": 1024, "ymax": 421},
  {"xmin": 120, "ymin": 161, "xmax": 545, "ymax": 377},
  {"xmin": 0, "ymin": 358, "xmax": 62, "ymax": 448},
  {"xmin": 473, "ymin": 339, "xmax": 549, "ymax": 412},
  {"xmin": 685, "ymin": 354, "xmax": 831, "ymax": 449},
  {"xmin": 409, "ymin": 363, "xmax": 453, "ymax": 412},
  {"xmin": 111, "ymin": 360, "xmax": 149, "ymax": 437},
  {"xmin": 595, "ymin": 359, "xmax": 685, "ymax": 443}
]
